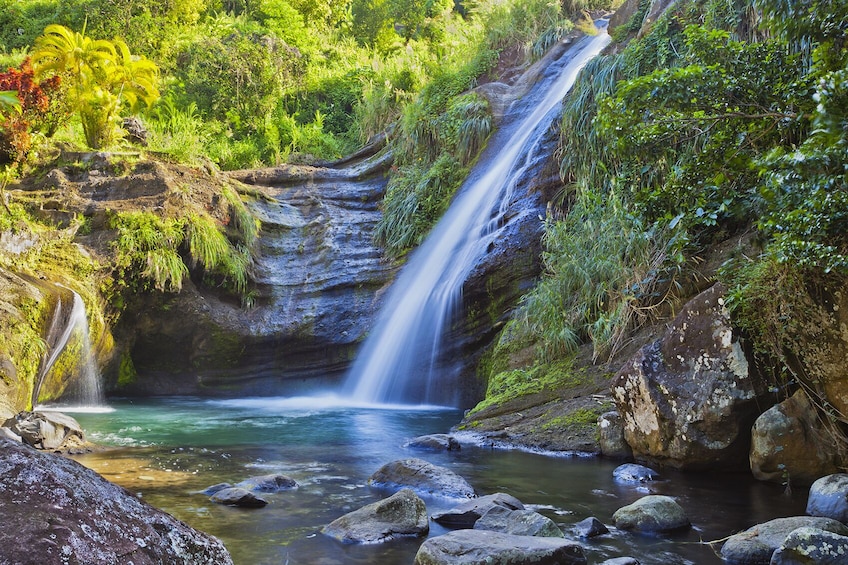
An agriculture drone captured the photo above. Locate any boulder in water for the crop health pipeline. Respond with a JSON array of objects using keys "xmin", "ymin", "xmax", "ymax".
[
  {"xmin": 806, "ymin": 473, "xmax": 848, "ymax": 523},
  {"xmin": 431, "ymin": 493, "xmax": 524, "ymax": 528},
  {"xmin": 413, "ymin": 529, "xmax": 586, "ymax": 565},
  {"xmin": 612, "ymin": 495, "xmax": 690, "ymax": 533},
  {"xmin": 3, "ymin": 410, "xmax": 86, "ymax": 451},
  {"xmin": 235, "ymin": 474, "xmax": 298, "ymax": 492},
  {"xmin": 369, "ymin": 458, "xmax": 475, "ymax": 499},
  {"xmin": 209, "ymin": 487, "xmax": 268, "ymax": 508},
  {"xmin": 473, "ymin": 505, "xmax": 564, "ymax": 538},
  {"xmin": 771, "ymin": 526, "xmax": 848, "ymax": 564},
  {"xmin": 404, "ymin": 434, "xmax": 461, "ymax": 451},
  {"xmin": 750, "ymin": 390, "xmax": 840, "ymax": 485},
  {"xmin": 0, "ymin": 439, "xmax": 233, "ymax": 564},
  {"xmin": 573, "ymin": 516, "xmax": 609, "ymax": 538},
  {"xmin": 200, "ymin": 482, "xmax": 232, "ymax": 495},
  {"xmin": 612, "ymin": 284, "xmax": 768, "ymax": 470},
  {"xmin": 321, "ymin": 488, "xmax": 429, "ymax": 543},
  {"xmin": 720, "ymin": 516, "xmax": 848, "ymax": 564},
  {"xmin": 599, "ymin": 411, "xmax": 633, "ymax": 460}
]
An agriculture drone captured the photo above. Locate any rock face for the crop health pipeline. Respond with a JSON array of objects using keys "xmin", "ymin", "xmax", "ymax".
[
  {"xmin": 0, "ymin": 439, "xmax": 233, "ymax": 564},
  {"xmin": 369, "ymin": 458, "xmax": 476, "ymax": 499},
  {"xmin": 750, "ymin": 390, "xmax": 840, "ymax": 485},
  {"xmin": 612, "ymin": 495, "xmax": 690, "ymax": 533},
  {"xmin": 806, "ymin": 474, "xmax": 848, "ymax": 523},
  {"xmin": 599, "ymin": 411, "xmax": 632, "ymax": 460},
  {"xmin": 431, "ymin": 493, "xmax": 524, "ymax": 528},
  {"xmin": 612, "ymin": 283, "xmax": 769, "ymax": 470},
  {"xmin": 414, "ymin": 529, "xmax": 587, "ymax": 565},
  {"xmin": 720, "ymin": 516, "xmax": 848, "ymax": 564},
  {"xmin": 321, "ymin": 488, "xmax": 429, "ymax": 543}
]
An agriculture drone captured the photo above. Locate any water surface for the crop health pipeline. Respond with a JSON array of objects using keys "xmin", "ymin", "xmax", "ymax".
[{"xmin": 71, "ymin": 397, "xmax": 806, "ymax": 564}]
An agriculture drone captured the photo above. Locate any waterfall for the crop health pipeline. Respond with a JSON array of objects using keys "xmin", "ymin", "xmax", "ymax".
[
  {"xmin": 34, "ymin": 287, "xmax": 107, "ymax": 411},
  {"xmin": 343, "ymin": 29, "xmax": 612, "ymax": 406}
]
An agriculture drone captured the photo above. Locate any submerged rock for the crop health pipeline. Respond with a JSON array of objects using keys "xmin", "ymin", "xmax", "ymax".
[
  {"xmin": 209, "ymin": 487, "xmax": 268, "ymax": 508},
  {"xmin": 612, "ymin": 495, "xmax": 690, "ymax": 533},
  {"xmin": 720, "ymin": 516, "xmax": 848, "ymax": 564},
  {"xmin": 369, "ymin": 458, "xmax": 476, "ymax": 499},
  {"xmin": 235, "ymin": 474, "xmax": 298, "ymax": 492},
  {"xmin": 0, "ymin": 439, "xmax": 232, "ymax": 564},
  {"xmin": 431, "ymin": 493, "xmax": 524, "ymax": 528},
  {"xmin": 404, "ymin": 434, "xmax": 461, "ymax": 451},
  {"xmin": 771, "ymin": 526, "xmax": 848, "ymax": 564},
  {"xmin": 321, "ymin": 488, "xmax": 429, "ymax": 544},
  {"xmin": 473, "ymin": 505, "xmax": 563, "ymax": 538},
  {"xmin": 612, "ymin": 463, "xmax": 661, "ymax": 483},
  {"xmin": 413, "ymin": 529, "xmax": 586, "ymax": 565},
  {"xmin": 3, "ymin": 410, "xmax": 86, "ymax": 451},
  {"xmin": 806, "ymin": 473, "xmax": 848, "ymax": 523},
  {"xmin": 612, "ymin": 284, "xmax": 769, "ymax": 470},
  {"xmin": 201, "ymin": 482, "xmax": 232, "ymax": 495}
]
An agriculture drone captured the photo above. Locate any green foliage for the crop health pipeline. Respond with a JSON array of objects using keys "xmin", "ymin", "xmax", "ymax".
[
  {"xmin": 32, "ymin": 24, "xmax": 160, "ymax": 149},
  {"xmin": 110, "ymin": 211, "xmax": 188, "ymax": 293},
  {"xmin": 518, "ymin": 192, "xmax": 681, "ymax": 363},
  {"xmin": 468, "ymin": 358, "xmax": 587, "ymax": 416},
  {"xmin": 146, "ymin": 97, "xmax": 208, "ymax": 164}
]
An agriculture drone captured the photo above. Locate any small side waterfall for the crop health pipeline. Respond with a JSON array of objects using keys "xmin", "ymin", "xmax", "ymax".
[
  {"xmin": 34, "ymin": 288, "xmax": 107, "ymax": 411},
  {"xmin": 344, "ymin": 30, "xmax": 612, "ymax": 406}
]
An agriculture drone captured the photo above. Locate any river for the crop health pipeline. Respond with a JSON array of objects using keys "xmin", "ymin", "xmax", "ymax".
[{"xmin": 69, "ymin": 397, "xmax": 806, "ymax": 564}]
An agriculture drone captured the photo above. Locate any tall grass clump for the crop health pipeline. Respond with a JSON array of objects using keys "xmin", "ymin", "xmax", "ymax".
[
  {"xmin": 146, "ymin": 98, "xmax": 208, "ymax": 164},
  {"xmin": 516, "ymin": 191, "xmax": 681, "ymax": 362}
]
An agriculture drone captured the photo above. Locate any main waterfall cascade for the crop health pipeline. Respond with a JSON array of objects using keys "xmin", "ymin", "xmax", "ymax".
[
  {"xmin": 344, "ymin": 28, "xmax": 612, "ymax": 407},
  {"xmin": 34, "ymin": 287, "xmax": 107, "ymax": 411}
]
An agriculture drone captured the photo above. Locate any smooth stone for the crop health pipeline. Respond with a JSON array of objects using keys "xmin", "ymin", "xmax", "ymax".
[
  {"xmin": 612, "ymin": 495, "xmax": 690, "ymax": 533},
  {"xmin": 473, "ymin": 505, "xmax": 564, "ymax": 538},
  {"xmin": 721, "ymin": 516, "xmax": 848, "ymax": 564},
  {"xmin": 235, "ymin": 474, "xmax": 298, "ymax": 492},
  {"xmin": 3, "ymin": 411, "xmax": 85, "ymax": 450},
  {"xmin": 806, "ymin": 473, "xmax": 848, "ymax": 523},
  {"xmin": 431, "ymin": 493, "xmax": 524, "ymax": 528},
  {"xmin": 209, "ymin": 487, "xmax": 268, "ymax": 508},
  {"xmin": 770, "ymin": 526, "xmax": 848, "ymax": 564},
  {"xmin": 369, "ymin": 458, "xmax": 476, "ymax": 499},
  {"xmin": 599, "ymin": 558, "xmax": 641, "ymax": 565},
  {"xmin": 413, "ymin": 529, "xmax": 587, "ymax": 565},
  {"xmin": 574, "ymin": 516, "xmax": 609, "ymax": 538},
  {"xmin": 612, "ymin": 463, "xmax": 661, "ymax": 483},
  {"xmin": 320, "ymin": 488, "xmax": 429, "ymax": 544}
]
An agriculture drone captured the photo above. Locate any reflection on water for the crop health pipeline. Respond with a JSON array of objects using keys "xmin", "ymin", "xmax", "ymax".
[{"xmin": 71, "ymin": 397, "xmax": 807, "ymax": 565}]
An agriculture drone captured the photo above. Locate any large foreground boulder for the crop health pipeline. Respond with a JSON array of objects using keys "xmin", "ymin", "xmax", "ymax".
[
  {"xmin": 0, "ymin": 439, "xmax": 233, "ymax": 564},
  {"xmin": 413, "ymin": 529, "xmax": 586, "ymax": 565},
  {"xmin": 321, "ymin": 488, "xmax": 429, "ymax": 543},
  {"xmin": 612, "ymin": 284, "xmax": 769, "ymax": 470},
  {"xmin": 721, "ymin": 516, "xmax": 848, "ymax": 564},
  {"xmin": 369, "ymin": 458, "xmax": 476, "ymax": 499}
]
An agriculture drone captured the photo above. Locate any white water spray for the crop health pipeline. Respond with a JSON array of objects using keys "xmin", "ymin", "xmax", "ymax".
[{"xmin": 344, "ymin": 30, "xmax": 611, "ymax": 406}]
